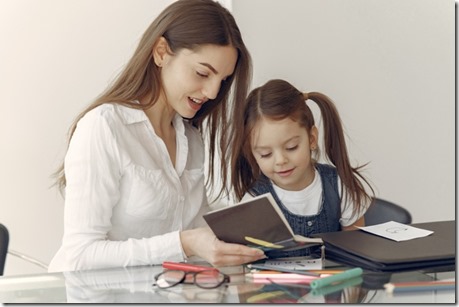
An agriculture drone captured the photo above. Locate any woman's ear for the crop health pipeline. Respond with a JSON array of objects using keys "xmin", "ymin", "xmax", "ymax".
[
  {"xmin": 152, "ymin": 36, "xmax": 170, "ymax": 67},
  {"xmin": 309, "ymin": 126, "xmax": 319, "ymax": 150}
]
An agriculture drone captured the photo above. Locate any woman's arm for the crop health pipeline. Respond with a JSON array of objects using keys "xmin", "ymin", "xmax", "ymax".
[
  {"xmin": 57, "ymin": 107, "xmax": 186, "ymax": 271},
  {"xmin": 180, "ymin": 227, "xmax": 265, "ymax": 266}
]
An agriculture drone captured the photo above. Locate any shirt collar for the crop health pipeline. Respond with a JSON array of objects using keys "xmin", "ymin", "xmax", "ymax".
[
  {"xmin": 117, "ymin": 102, "xmax": 186, "ymax": 132},
  {"xmin": 117, "ymin": 102, "xmax": 149, "ymax": 125}
]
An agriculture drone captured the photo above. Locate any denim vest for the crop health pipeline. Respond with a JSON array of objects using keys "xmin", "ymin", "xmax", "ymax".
[{"xmin": 250, "ymin": 163, "xmax": 341, "ymax": 257}]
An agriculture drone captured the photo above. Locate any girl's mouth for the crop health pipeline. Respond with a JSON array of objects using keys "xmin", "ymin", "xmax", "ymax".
[{"xmin": 276, "ymin": 168, "xmax": 294, "ymax": 177}]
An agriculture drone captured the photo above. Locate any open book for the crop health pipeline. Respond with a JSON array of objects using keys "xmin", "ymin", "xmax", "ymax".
[{"xmin": 203, "ymin": 193, "xmax": 323, "ymax": 256}]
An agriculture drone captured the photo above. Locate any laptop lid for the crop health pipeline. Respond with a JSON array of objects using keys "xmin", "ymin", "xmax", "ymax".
[{"xmin": 313, "ymin": 220, "xmax": 455, "ymax": 271}]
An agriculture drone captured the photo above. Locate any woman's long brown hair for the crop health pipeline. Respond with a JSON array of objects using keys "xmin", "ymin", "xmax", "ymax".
[
  {"xmin": 54, "ymin": 0, "xmax": 252, "ymax": 200},
  {"xmin": 231, "ymin": 79, "xmax": 374, "ymax": 217}
]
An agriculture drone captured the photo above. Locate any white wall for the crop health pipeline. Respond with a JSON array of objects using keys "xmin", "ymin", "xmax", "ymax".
[
  {"xmin": 233, "ymin": 0, "xmax": 455, "ymax": 222},
  {"xmin": 0, "ymin": 0, "xmax": 176, "ymax": 276},
  {"xmin": 0, "ymin": 0, "xmax": 455, "ymax": 276}
]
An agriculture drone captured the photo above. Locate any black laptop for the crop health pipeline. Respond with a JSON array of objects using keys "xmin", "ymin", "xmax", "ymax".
[{"xmin": 312, "ymin": 220, "xmax": 456, "ymax": 271}]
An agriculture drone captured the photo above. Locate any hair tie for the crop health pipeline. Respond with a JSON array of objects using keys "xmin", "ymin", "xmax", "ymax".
[{"xmin": 303, "ymin": 92, "xmax": 309, "ymax": 101}]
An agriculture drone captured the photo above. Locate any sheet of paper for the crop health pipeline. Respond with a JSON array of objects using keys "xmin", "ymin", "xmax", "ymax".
[
  {"xmin": 260, "ymin": 258, "xmax": 323, "ymax": 270},
  {"xmin": 357, "ymin": 221, "xmax": 434, "ymax": 242}
]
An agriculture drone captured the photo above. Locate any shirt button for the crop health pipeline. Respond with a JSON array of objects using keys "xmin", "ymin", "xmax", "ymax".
[
  {"xmin": 307, "ymin": 221, "xmax": 313, "ymax": 227},
  {"xmin": 179, "ymin": 196, "xmax": 185, "ymax": 202}
]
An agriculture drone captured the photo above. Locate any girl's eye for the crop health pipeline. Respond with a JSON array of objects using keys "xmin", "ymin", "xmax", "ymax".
[
  {"xmin": 287, "ymin": 145, "xmax": 298, "ymax": 151},
  {"xmin": 260, "ymin": 153, "xmax": 272, "ymax": 158},
  {"xmin": 196, "ymin": 71, "xmax": 208, "ymax": 78}
]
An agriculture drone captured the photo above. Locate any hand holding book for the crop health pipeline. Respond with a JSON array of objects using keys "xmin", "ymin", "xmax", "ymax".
[{"xmin": 203, "ymin": 193, "xmax": 323, "ymax": 258}]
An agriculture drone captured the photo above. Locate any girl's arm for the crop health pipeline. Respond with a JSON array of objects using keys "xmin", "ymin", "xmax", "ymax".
[{"xmin": 342, "ymin": 216, "xmax": 365, "ymax": 231}]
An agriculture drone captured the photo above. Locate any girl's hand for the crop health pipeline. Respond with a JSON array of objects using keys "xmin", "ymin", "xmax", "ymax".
[{"xmin": 180, "ymin": 227, "xmax": 266, "ymax": 267}]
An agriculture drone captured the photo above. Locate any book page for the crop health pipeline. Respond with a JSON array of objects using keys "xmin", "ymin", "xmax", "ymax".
[
  {"xmin": 357, "ymin": 221, "xmax": 434, "ymax": 242},
  {"xmin": 203, "ymin": 193, "xmax": 294, "ymax": 246},
  {"xmin": 293, "ymin": 234, "xmax": 323, "ymax": 244}
]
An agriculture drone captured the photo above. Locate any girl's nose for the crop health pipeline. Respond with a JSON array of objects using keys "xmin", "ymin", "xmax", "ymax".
[{"xmin": 274, "ymin": 152, "xmax": 288, "ymax": 165}]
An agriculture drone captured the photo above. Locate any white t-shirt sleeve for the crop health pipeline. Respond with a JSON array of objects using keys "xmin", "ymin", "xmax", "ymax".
[
  {"xmin": 338, "ymin": 177, "xmax": 370, "ymax": 227},
  {"xmin": 241, "ymin": 192, "xmax": 255, "ymax": 202}
]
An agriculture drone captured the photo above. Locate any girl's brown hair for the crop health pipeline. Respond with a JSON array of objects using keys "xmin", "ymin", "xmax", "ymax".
[
  {"xmin": 231, "ymin": 79, "xmax": 373, "ymax": 217},
  {"xmin": 54, "ymin": 0, "xmax": 252, "ymax": 198}
]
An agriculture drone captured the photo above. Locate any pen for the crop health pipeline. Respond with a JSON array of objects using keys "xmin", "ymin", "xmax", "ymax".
[
  {"xmin": 310, "ymin": 267, "xmax": 363, "ymax": 289},
  {"xmin": 162, "ymin": 261, "xmax": 218, "ymax": 272},
  {"xmin": 247, "ymin": 263, "xmax": 321, "ymax": 276}
]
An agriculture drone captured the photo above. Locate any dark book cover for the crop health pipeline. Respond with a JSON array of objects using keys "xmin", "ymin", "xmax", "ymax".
[{"xmin": 203, "ymin": 193, "xmax": 322, "ymax": 252}]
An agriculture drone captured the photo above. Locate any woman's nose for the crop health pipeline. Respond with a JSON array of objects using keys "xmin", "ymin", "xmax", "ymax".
[{"xmin": 202, "ymin": 80, "xmax": 221, "ymax": 100}]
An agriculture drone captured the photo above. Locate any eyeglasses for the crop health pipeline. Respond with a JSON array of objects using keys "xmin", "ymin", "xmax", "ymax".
[
  {"xmin": 153, "ymin": 286, "xmax": 228, "ymax": 303},
  {"xmin": 154, "ymin": 270, "xmax": 230, "ymax": 289}
]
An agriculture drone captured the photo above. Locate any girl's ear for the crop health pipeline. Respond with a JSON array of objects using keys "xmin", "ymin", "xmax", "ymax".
[
  {"xmin": 152, "ymin": 36, "xmax": 170, "ymax": 67},
  {"xmin": 309, "ymin": 126, "xmax": 319, "ymax": 149}
]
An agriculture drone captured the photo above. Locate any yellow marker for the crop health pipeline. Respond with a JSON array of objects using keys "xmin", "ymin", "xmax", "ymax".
[
  {"xmin": 246, "ymin": 291, "xmax": 285, "ymax": 303},
  {"xmin": 245, "ymin": 236, "xmax": 284, "ymax": 249}
]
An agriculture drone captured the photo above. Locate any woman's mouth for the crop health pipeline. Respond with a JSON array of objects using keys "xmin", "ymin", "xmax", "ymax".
[{"xmin": 188, "ymin": 97, "xmax": 204, "ymax": 111}]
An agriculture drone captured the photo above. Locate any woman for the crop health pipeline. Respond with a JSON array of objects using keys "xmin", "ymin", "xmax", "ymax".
[{"xmin": 49, "ymin": 0, "xmax": 265, "ymax": 272}]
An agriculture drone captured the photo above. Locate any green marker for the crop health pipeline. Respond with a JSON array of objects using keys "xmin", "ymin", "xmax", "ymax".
[
  {"xmin": 311, "ymin": 276, "xmax": 363, "ymax": 296},
  {"xmin": 310, "ymin": 267, "xmax": 363, "ymax": 289}
]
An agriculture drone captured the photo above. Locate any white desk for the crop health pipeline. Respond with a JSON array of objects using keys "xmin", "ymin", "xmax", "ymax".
[{"xmin": 0, "ymin": 263, "xmax": 455, "ymax": 303}]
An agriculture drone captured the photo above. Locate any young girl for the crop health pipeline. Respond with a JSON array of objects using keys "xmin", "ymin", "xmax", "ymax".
[
  {"xmin": 231, "ymin": 79, "xmax": 374, "ymax": 257},
  {"xmin": 48, "ymin": 0, "xmax": 264, "ymax": 272}
]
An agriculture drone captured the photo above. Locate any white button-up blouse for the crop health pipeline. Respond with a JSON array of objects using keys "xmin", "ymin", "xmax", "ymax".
[{"xmin": 49, "ymin": 103, "xmax": 209, "ymax": 272}]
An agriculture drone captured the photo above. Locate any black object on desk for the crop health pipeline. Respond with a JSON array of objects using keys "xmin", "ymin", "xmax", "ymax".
[{"xmin": 313, "ymin": 220, "xmax": 455, "ymax": 272}]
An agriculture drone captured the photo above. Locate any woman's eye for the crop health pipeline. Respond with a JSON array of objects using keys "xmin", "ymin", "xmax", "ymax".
[
  {"xmin": 196, "ymin": 71, "xmax": 208, "ymax": 78},
  {"xmin": 287, "ymin": 145, "xmax": 298, "ymax": 151}
]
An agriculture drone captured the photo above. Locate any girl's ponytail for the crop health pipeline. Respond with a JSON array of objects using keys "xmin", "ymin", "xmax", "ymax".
[{"xmin": 306, "ymin": 92, "xmax": 374, "ymax": 217}]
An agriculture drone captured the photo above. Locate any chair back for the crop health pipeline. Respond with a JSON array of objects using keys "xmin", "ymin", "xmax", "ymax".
[
  {"xmin": 0, "ymin": 224, "xmax": 9, "ymax": 276},
  {"xmin": 364, "ymin": 198, "xmax": 412, "ymax": 226}
]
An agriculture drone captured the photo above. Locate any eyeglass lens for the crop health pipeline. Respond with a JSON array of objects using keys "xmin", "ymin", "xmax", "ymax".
[
  {"xmin": 155, "ymin": 270, "xmax": 227, "ymax": 289},
  {"xmin": 194, "ymin": 270, "xmax": 227, "ymax": 288}
]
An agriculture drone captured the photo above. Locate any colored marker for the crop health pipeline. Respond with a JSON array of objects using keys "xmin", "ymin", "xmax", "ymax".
[
  {"xmin": 247, "ymin": 263, "xmax": 321, "ymax": 276},
  {"xmin": 311, "ymin": 277, "xmax": 363, "ymax": 296},
  {"xmin": 245, "ymin": 236, "xmax": 284, "ymax": 249},
  {"xmin": 310, "ymin": 267, "xmax": 363, "ymax": 289},
  {"xmin": 248, "ymin": 272, "xmax": 327, "ymax": 280},
  {"xmin": 384, "ymin": 281, "xmax": 455, "ymax": 294},
  {"xmin": 246, "ymin": 291, "xmax": 285, "ymax": 303},
  {"xmin": 309, "ymin": 269, "xmax": 345, "ymax": 274},
  {"xmin": 162, "ymin": 261, "xmax": 218, "ymax": 272}
]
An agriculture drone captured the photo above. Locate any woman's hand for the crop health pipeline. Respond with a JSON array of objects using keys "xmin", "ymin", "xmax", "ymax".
[{"xmin": 180, "ymin": 227, "xmax": 266, "ymax": 267}]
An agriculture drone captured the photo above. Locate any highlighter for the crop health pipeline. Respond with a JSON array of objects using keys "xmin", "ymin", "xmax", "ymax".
[
  {"xmin": 245, "ymin": 236, "xmax": 284, "ymax": 249},
  {"xmin": 311, "ymin": 276, "xmax": 363, "ymax": 296},
  {"xmin": 310, "ymin": 267, "xmax": 363, "ymax": 289}
]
